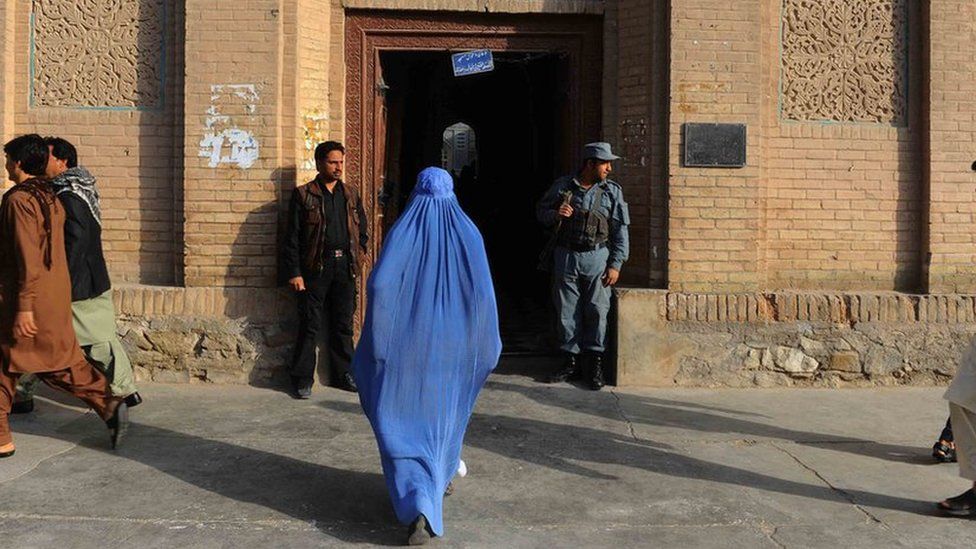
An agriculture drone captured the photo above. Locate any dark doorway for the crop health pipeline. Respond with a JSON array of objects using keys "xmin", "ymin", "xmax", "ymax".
[{"xmin": 378, "ymin": 51, "xmax": 571, "ymax": 355}]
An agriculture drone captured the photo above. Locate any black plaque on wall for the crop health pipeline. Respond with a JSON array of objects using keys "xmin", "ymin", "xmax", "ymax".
[{"xmin": 683, "ymin": 123, "xmax": 747, "ymax": 168}]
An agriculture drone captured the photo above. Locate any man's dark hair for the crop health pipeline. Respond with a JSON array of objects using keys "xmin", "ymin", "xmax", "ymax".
[
  {"xmin": 44, "ymin": 137, "xmax": 78, "ymax": 168},
  {"xmin": 314, "ymin": 141, "xmax": 345, "ymax": 162},
  {"xmin": 3, "ymin": 134, "xmax": 49, "ymax": 176}
]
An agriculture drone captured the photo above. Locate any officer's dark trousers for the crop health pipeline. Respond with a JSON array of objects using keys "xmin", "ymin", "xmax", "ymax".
[{"xmin": 289, "ymin": 255, "xmax": 356, "ymax": 384}]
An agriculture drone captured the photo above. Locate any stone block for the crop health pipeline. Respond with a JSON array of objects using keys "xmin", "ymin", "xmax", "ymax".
[
  {"xmin": 199, "ymin": 332, "xmax": 241, "ymax": 356},
  {"xmin": 133, "ymin": 365, "xmax": 153, "ymax": 383},
  {"xmin": 153, "ymin": 368, "xmax": 191, "ymax": 383},
  {"xmin": 147, "ymin": 331, "xmax": 199, "ymax": 357},
  {"xmin": 615, "ymin": 289, "xmax": 685, "ymax": 386},
  {"xmin": 828, "ymin": 352, "xmax": 862, "ymax": 373},
  {"xmin": 753, "ymin": 371, "xmax": 792, "ymax": 388},
  {"xmin": 800, "ymin": 336, "xmax": 828, "ymax": 357},
  {"xmin": 744, "ymin": 348, "xmax": 762, "ymax": 370},
  {"xmin": 772, "ymin": 346, "xmax": 818, "ymax": 377},
  {"xmin": 864, "ymin": 346, "xmax": 902, "ymax": 376},
  {"xmin": 204, "ymin": 369, "xmax": 248, "ymax": 384},
  {"xmin": 122, "ymin": 329, "xmax": 154, "ymax": 352}
]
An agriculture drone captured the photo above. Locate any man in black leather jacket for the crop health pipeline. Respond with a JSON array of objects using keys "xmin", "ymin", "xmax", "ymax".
[{"xmin": 281, "ymin": 141, "xmax": 369, "ymax": 398}]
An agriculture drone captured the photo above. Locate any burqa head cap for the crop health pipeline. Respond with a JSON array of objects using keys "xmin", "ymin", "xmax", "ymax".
[{"xmin": 415, "ymin": 166, "xmax": 455, "ymax": 198}]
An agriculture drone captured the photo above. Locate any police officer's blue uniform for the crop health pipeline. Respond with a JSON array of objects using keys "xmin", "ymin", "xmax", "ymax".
[{"xmin": 537, "ymin": 146, "xmax": 629, "ymax": 389}]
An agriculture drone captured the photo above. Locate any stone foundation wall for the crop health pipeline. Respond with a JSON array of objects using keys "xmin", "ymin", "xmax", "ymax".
[
  {"xmin": 113, "ymin": 287, "xmax": 296, "ymax": 387},
  {"xmin": 616, "ymin": 289, "xmax": 976, "ymax": 388},
  {"xmin": 112, "ymin": 286, "xmax": 975, "ymax": 389}
]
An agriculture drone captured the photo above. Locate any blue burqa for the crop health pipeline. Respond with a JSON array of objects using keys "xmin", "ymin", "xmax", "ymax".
[{"xmin": 352, "ymin": 167, "xmax": 502, "ymax": 536}]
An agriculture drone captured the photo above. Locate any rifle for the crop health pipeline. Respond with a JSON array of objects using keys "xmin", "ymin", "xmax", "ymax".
[{"xmin": 537, "ymin": 190, "xmax": 574, "ymax": 272}]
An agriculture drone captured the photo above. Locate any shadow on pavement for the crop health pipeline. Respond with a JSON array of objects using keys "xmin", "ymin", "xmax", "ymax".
[
  {"xmin": 58, "ymin": 422, "xmax": 400, "ymax": 546},
  {"xmin": 319, "ymin": 381, "xmax": 937, "ymax": 518},
  {"xmin": 484, "ymin": 379, "xmax": 929, "ymax": 464}
]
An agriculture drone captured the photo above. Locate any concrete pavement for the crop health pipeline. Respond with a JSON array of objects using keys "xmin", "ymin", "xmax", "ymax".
[{"xmin": 0, "ymin": 360, "xmax": 973, "ymax": 548}]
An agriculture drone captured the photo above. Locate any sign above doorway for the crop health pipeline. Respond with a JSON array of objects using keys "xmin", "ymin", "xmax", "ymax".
[{"xmin": 451, "ymin": 50, "xmax": 494, "ymax": 77}]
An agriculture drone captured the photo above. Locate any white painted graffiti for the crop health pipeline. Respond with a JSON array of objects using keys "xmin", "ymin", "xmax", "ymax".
[{"xmin": 199, "ymin": 84, "xmax": 260, "ymax": 169}]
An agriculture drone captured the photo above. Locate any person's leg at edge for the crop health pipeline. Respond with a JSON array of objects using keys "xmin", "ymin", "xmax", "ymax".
[
  {"xmin": 0, "ymin": 363, "xmax": 23, "ymax": 455},
  {"xmin": 37, "ymin": 359, "xmax": 121, "ymax": 421},
  {"xmin": 938, "ymin": 403, "xmax": 976, "ymax": 516},
  {"xmin": 38, "ymin": 359, "xmax": 128, "ymax": 449},
  {"xmin": 934, "ymin": 417, "xmax": 956, "ymax": 462},
  {"xmin": 86, "ymin": 340, "xmax": 140, "ymax": 405}
]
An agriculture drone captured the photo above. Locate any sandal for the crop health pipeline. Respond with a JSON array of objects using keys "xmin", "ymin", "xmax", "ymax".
[
  {"xmin": 938, "ymin": 489, "xmax": 976, "ymax": 517},
  {"xmin": 0, "ymin": 442, "xmax": 15, "ymax": 458},
  {"xmin": 933, "ymin": 440, "xmax": 957, "ymax": 463}
]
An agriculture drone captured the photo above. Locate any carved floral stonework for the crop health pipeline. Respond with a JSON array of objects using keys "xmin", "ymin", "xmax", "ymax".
[
  {"xmin": 32, "ymin": 0, "xmax": 164, "ymax": 108},
  {"xmin": 781, "ymin": 0, "xmax": 907, "ymax": 124}
]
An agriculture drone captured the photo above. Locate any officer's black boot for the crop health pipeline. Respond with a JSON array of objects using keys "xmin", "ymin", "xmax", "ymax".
[
  {"xmin": 547, "ymin": 353, "xmax": 580, "ymax": 383},
  {"xmin": 588, "ymin": 353, "xmax": 606, "ymax": 391}
]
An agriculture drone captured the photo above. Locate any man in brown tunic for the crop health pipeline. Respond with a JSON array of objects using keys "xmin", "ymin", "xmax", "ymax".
[{"xmin": 0, "ymin": 134, "xmax": 127, "ymax": 457}]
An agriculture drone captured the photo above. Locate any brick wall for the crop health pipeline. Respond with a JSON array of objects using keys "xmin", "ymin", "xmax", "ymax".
[
  {"xmin": 927, "ymin": 0, "xmax": 976, "ymax": 292},
  {"xmin": 296, "ymin": 0, "xmax": 333, "ymax": 183},
  {"xmin": 609, "ymin": 0, "xmax": 669, "ymax": 288},
  {"xmin": 3, "ymin": 1, "xmax": 974, "ymax": 333},
  {"xmin": 668, "ymin": 0, "xmax": 764, "ymax": 292},
  {"xmin": 13, "ymin": 0, "xmax": 183, "ymax": 285},
  {"xmin": 182, "ymin": 0, "xmax": 287, "ymax": 288},
  {"xmin": 761, "ymin": 0, "xmax": 925, "ymax": 292}
]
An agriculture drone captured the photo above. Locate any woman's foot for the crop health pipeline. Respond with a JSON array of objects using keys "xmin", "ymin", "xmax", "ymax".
[
  {"xmin": 406, "ymin": 514, "xmax": 432, "ymax": 546},
  {"xmin": 933, "ymin": 440, "xmax": 957, "ymax": 463},
  {"xmin": 0, "ymin": 442, "xmax": 15, "ymax": 458},
  {"xmin": 444, "ymin": 481, "xmax": 454, "ymax": 496},
  {"xmin": 937, "ymin": 489, "xmax": 976, "ymax": 517}
]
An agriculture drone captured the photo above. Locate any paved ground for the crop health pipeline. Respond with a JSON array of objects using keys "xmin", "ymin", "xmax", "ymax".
[{"xmin": 0, "ymin": 360, "xmax": 974, "ymax": 548}]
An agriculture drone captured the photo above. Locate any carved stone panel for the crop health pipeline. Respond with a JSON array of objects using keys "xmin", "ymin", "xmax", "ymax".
[
  {"xmin": 781, "ymin": 0, "xmax": 907, "ymax": 124},
  {"xmin": 31, "ymin": 0, "xmax": 165, "ymax": 108}
]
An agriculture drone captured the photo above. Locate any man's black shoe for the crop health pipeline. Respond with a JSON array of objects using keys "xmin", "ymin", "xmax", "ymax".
[
  {"xmin": 292, "ymin": 378, "xmax": 312, "ymax": 399},
  {"xmin": 11, "ymin": 398, "xmax": 34, "ymax": 414},
  {"xmin": 589, "ymin": 353, "xmax": 605, "ymax": 391},
  {"xmin": 124, "ymin": 392, "xmax": 143, "ymax": 408},
  {"xmin": 339, "ymin": 372, "xmax": 358, "ymax": 393},
  {"xmin": 547, "ymin": 353, "xmax": 580, "ymax": 384},
  {"xmin": 106, "ymin": 402, "xmax": 129, "ymax": 450}
]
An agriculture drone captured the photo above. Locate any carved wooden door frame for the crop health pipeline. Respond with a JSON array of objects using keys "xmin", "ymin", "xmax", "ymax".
[{"xmin": 345, "ymin": 10, "xmax": 602, "ymax": 326}]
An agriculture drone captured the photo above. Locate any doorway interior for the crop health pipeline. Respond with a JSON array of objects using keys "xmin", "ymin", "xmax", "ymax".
[
  {"xmin": 345, "ymin": 11, "xmax": 603, "ymax": 357},
  {"xmin": 379, "ymin": 50, "xmax": 570, "ymax": 354}
]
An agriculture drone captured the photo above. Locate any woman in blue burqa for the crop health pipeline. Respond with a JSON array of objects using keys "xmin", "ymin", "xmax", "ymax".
[{"xmin": 352, "ymin": 166, "xmax": 502, "ymax": 545}]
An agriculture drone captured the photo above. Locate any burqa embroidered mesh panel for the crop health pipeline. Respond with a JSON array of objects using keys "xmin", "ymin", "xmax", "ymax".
[{"xmin": 352, "ymin": 167, "xmax": 502, "ymax": 536}]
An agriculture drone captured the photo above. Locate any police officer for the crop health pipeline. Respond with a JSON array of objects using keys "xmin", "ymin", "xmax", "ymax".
[{"xmin": 537, "ymin": 142, "xmax": 629, "ymax": 390}]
